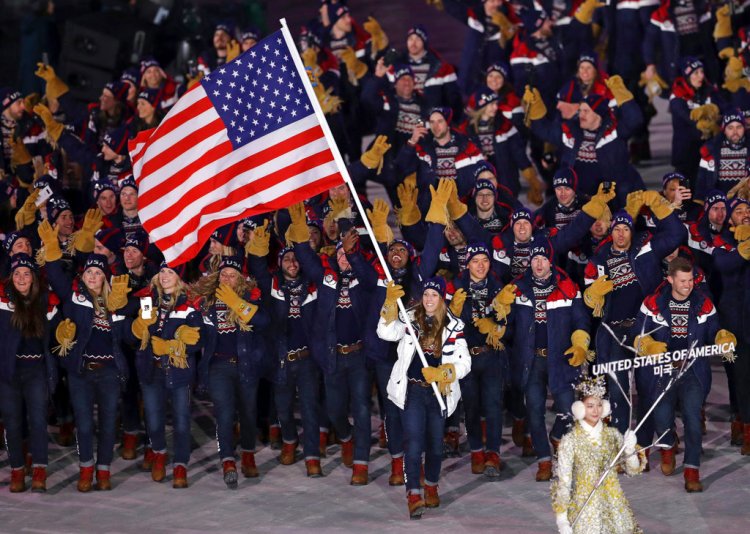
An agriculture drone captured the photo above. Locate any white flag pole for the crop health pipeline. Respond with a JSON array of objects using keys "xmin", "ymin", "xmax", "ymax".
[{"xmin": 280, "ymin": 18, "xmax": 448, "ymax": 416}]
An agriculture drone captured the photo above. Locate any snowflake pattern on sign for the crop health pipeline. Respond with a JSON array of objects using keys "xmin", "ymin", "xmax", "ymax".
[
  {"xmin": 606, "ymin": 253, "xmax": 637, "ymax": 290},
  {"xmin": 201, "ymin": 30, "xmax": 313, "ymax": 150},
  {"xmin": 669, "ymin": 299, "xmax": 690, "ymax": 339}
]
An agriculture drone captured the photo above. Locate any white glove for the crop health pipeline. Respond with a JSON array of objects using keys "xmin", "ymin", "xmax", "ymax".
[
  {"xmin": 623, "ymin": 429, "xmax": 637, "ymax": 454},
  {"xmin": 556, "ymin": 512, "xmax": 573, "ymax": 534}
]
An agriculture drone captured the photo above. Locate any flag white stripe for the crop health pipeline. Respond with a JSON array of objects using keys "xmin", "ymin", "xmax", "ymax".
[
  {"xmin": 140, "ymin": 114, "xmax": 322, "ymax": 221},
  {"xmin": 159, "ymin": 160, "xmax": 339, "ymax": 261}
]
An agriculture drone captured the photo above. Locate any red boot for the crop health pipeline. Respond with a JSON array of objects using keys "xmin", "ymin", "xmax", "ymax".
[
  {"xmin": 241, "ymin": 451, "xmax": 258, "ymax": 478},
  {"xmin": 31, "ymin": 466, "xmax": 47, "ymax": 493},
  {"xmin": 9, "ymin": 468, "xmax": 25, "ymax": 493},
  {"xmin": 378, "ymin": 422, "xmax": 387, "ymax": 448},
  {"xmin": 443, "ymin": 430, "xmax": 460, "ymax": 457},
  {"xmin": 305, "ymin": 459, "xmax": 322, "ymax": 478},
  {"xmin": 151, "ymin": 452, "xmax": 167, "ymax": 482},
  {"xmin": 484, "ymin": 451, "xmax": 502, "ymax": 477},
  {"xmin": 223, "ymin": 460, "xmax": 238, "ymax": 489},
  {"xmin": 684, "ymin": 467, "xmax": 703, "ymax": 492},
  {"xmin": 141, "ymin": 447, "xmax": 155, "ymax": 471},
  {"xmin": 742, "ymin": 424, "xmax": 750, "ymax": 456},
  {"xmin": 173, "ymin": 465, "xmax": 188, "ymax": 489},
  {"xmin": 522, "ymin": 436, "xmax": 536, "ymax": 457},
  {"xmin": 660, "ymin": 446, "xmax": 676, "ymax": 476},
  {"xmin": 96, "ymin": 469, "xmax": 112, "ymax": 491},
  {"xmin": 77, "ymin": 466, "xmax": 94, "ymax": 492},
  {"xmin": 350, "ymin": 464, "xmax": 368, "ymax": 485},
  {"xmin": 730, "ymin": 416, "xmax": 743, "ymax": 446},
  {"xmin": 471, "ymin": 451, "xmax": 485, "ymax": 474},
  {"xmin": 269, "ymin": 425, "xmax": 282, "ymax": 450},
  {"xmin": 389, "ymin": 457, "xmax": 405, "ymax": 486},
  {"xmin": 536, "ymin": 460, "xmax": 552, "ymax": 482},
  {"xmin": 319, "ymin": 431, "xmax": 328, "ymax": 458},
  {"xmin": 279, "ymin": 442, "xmax": 297, "ymax": 465},
  {"xmin": 407, "ymin": 493, "xmax": 425, "ymax": 520},
  {"xmin": 341, "ymin": 439, "xmax": 354, "ymax": 468},
  {"xmin": 424, "ymin": 483, "xmax": 440, "ymax": 508},
  {"xmin": 121, "ymin": 433, "xmax": 138, "ymax": 460}
]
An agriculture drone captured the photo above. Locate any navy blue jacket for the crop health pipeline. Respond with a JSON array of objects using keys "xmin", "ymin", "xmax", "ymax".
[
  {"xmin": 696, "ymin": 133, "xmax": 750, "ymax": 200},
  {"xmin": 710, "ymin": 230, "xmax": 750, "ymax": 344}
]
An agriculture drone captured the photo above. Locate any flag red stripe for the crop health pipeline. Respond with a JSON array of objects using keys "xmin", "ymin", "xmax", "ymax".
[{"xmin": 141, "ymin": 95, "xmax": 214, "ymax": 152}]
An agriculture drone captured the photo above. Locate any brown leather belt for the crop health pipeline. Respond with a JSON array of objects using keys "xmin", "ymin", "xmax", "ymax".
[
  {"xmin": 535, "ymin": 348, "xmax": 548, "ymax": 358},
  {"xmin": 83, "ymin": 361, "xmax": 107, "ymax": 371},
  {"xmin": 337, "ymin": 341, "xmax": 363, "ymax": 355},
  {"xmin": 287, "ymin": 349, "xmax": 310, "ymax": 362},
  {"xmin": 469, "ymin": 345, "xmax": 491, "ymax": 356}
]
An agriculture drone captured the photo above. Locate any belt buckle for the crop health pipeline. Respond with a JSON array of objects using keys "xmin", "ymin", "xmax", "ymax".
[
  {"xmin": 229, "ymin": 357, "xmax": 238, "ymax": 364},
  {"xmin": 287, "ymin": 351, "xmax": 298, "ymax": 362}
]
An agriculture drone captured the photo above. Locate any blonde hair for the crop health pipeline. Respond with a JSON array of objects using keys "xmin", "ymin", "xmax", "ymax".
[
  {"xmin": 150, "ymin": 272, "xmax": 187, "ymax": 311},
  {"xmin": 190, "ymin": 270, "xmax": 257, "ymax": 331}
]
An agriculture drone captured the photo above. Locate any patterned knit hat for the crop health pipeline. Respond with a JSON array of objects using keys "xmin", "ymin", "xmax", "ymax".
[
  {"xmin": 486, "ymin": 63, "xmax": 509, "ymax": 80},
  {"xmin": 703, "ymin": 190, "xmax": 727, "ymax": 213},
  {"xmin": 682, "ymin": 57, "xmax": 703, "ymax": 78},
  {"xmin": 610, "ymin": 210, "xmax": 633, "ymax": 231},
  {"xmin": 103, "ymin": 126, "xmax": 129, "ymax": 156},
  {"xmin": 552, "ymin": 167, "xmax": 578, "ymax": 190},
  {"xmin": 422, "ymin": 276, "xmax": 446, "ymax": 298},
  {"xmin": 218, "ymin": 255, "xmax": 244, "ymax": 274},
  {"xmin": 661, "ymin": 171, "xmax": 685, "ymax": 189},
  {"xmin": 474, "ymin": 179, "xmax": 496, "ymax": 196},
  {"xmin": 393, "ymin": 64, "xmax": 414, "ymax": 82},
  {"xmin": 4, "ymin": 230, "xmax": 30, "ymax": 254},
  {"xmin": 84, "ymin": 253, "xmax": 108, "ymax": 273},
  {"xmin": 466, "ymin": 241, "xmax": 490, "ymax": 263},
  {"xmin": 722, "ymin": 109, "xmax": 744, "ymax": 129},
  {"xmin": 511, "ymin": 207, "xmax": 532, "ymax": 226},
  {"xmin": 159, "ymin": 260, "xmax": 187, "ymax": 278},
  {"xmin": 407, "ymin": 24, "xmax": 429, "ymax": 45},
  {"xmin": 45, "ymin": 195, "xmax": 72, "ymax": 223},
  {"xmin": 1, "ymin": 87, "xmax": 21, "ymax": 112},
  {"xmin": 10, "ymin": 253, "xmax": 37, "ymax": 273},
  {"xmin": 95, "ymin": 227, "xmax": 124, "ymax": 253}
]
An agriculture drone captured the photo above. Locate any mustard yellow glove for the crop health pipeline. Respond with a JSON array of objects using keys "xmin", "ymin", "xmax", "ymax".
[
  {"xmin": 363, "ymin": 16, "xmax": 388, "ymax": 53},
  {"xmin": 715, "ymin": 329, "xmax": 737, "ymax": 349},
  {"xmin": 724, "ymin": 57, "xmax": 750, "ymax": 93},
  {"xmin": 187, "ymin": 71, "xmax": 204, "ymax": 90},
  {"xmin": 35, "ymin": 63, "xmax": 69, "ymax": 100},
  {"xmin": 634, "ymin": 334, "xmax": 667, "ymax": 357},
  {"xmin": 449, "ymin": 288, "xmax": 467, "ymax": 316},
  {"xmin": 642, "ymin": 190, "xmax": 674, "ymax": 220},
  {"xmin": 107, "ymin": 274, "xmax": 131, "ymax": 312},
  {"xmin": 10, "ymin": 136, "xmax": 32, "ymax": 169},
  {"xmin": 340, "ymin": 47, "xmax": 368, "ymax": 80},
  {"xmin": 732, "ymin": 224, "xmax": 750, "ymax": 242},
  {"xmin": 301, "ymin": 48, "xmax": 318, "ymax": 69},
  {"xmin": 315, "ymin": 84, "xmax": 343, "ymax": 115},
  {"xmin": 625, "ymin": 190, "xmax": 645, "ymax": 220},
  {"xmin": 492, "ymin": 283, "xmax": 517, "ymax": 321},
  {"xmin": 360, "ymin": 135, "xmax": 391, "ymax": 174},
  {"xmin": 33, "ymin": 103, "xmax": 64, "ymax": 142},
  {"xmin": 216, "ymin": 283, "xmax": 258, "ymax": 324},
  {"xmin": 522, "ymin": 85, "xmax": 547, "ymax": 124},
  {"xmin": 714, "ymin": 5, "xmax": 733, "ymax": 40},
  {"xmin": 226, "ymin": 40, "xmax": 241, "ymax": 62},
  {"xmin": 15, "ymin": 188, "xmax": 40, "ymax": 230},
  {"xmin": 73, "ymin": 208, "xmax": 104, "ymax": 253},
  {"xmin": 175, "ymin": 325, "xmax": 201, "ymax": 345},
  {"xmin": 638, "ymin": 70, "xmax": 669, "ymax": 103},
  {"xmin": 521, "ymin": 166, "xmax": 545, "ymax": 206},
  {"xmin": 696, "ymin": 118, "xmax": 720, "ymax": 140},
  {"xmin": 396, "ymin": 180, "xmax": 421, "ymax": 226},
  {"xmin": 366, "ymin": 198, "xmax": 394, "ymax": 244},
  {"xmin": 574, "ymin": 0, "xmax": 605, "ymax": 24},
  {"xmin": 380, "ymin": 281, "xmax": 405, "ymax": 324},
  {"xmin": 53, "ymin": 319, "xmax": 77, "ymax": 357},
  {"xmin": 285, "ymin": 202, "xmax": 310, "ymax": 244},
  {"xmin": 491, "ymin": 11, "xmax": 515, "ymax": 47},
  {"xmin": 425, "ymin": 178, "xmax": 453, "ymax": 226},
  {"xmin": 486, "ymin": 324, "xmax": 506, "ymax": 350},
  {"xmin": 446, "ymin": 179, "xmax": 467, "ymax": 220},
  {"xmin": 132, "ymin": 308, "xmax": 157, "ymax": 350},
  {"xmin": 582, "ymin": 182, "xmax": 616, "ymax": 219},
  {"xmin": 151, "ymin": 336, "xmax": 189, "ymax": 368},
  {"xmin": 738, "ymin": 240, "xmax": 750, "ymax": 260},
  {"xmin": 473, "ymin": 316, "xmax": 498, "ymax": 335},
  {"xmin": 564, "ymin": 329, "xmax": 591, "ymax": 367},
  {"xmin": 605, "ymin": 75, "xmax": 633, "ymax": 106},
  {"xmin": 584, "ymin": 275, "xmax": 613, "ymax": 317},
  {"xmin": 719, "ymin": 47, "xmax": 736, "ymax": 60},
  {"xmin": 37, "ymin": 220, "xmax": 62, "ymax": 262},
  {"xmin": 245, "ymin": 220, "xmax": 271, "ymax": 257},
  {"xmin": 422, "ymin": 363, "xmax": 456, "ymax": 395},
  {"xmin": 329, "ymin": 196, "xmax": 352, "ymax": 221}
]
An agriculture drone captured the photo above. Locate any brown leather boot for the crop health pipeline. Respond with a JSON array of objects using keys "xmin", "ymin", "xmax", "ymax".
[
  {"xmin": 96, "ymin": 469, "xmax": 112, "ymax": 491},
  {"xmin": 424, "ymin": 483, "xmax": 440, "ymax": 508},
  {"xmin": 484, "ymin": 451, "xmax": 502, "ymax": 478},
  {"xmin": 57, "ymin": 422, "xmax": 75, "ymax": 447},
  {"xmin": 684, "ymin": 467, "xmax": 703, "ymax": 493},
  {"xmin": 223, "ymin": 460, "xmax": 238, "ymax": 489},
  {"xmin": 536, "ymin": 460, "xmax": 552, "ymax": 482},
  {"xmin": 173, "ymin": 465, "xmax": 188, "ymax": 489},
  {"xmin": 305, "ymin": 459, "xmax": 322, "ymax": 478},
  {"xmin": 121, "ymin": 433, "xmax": 138, "ymax": 460},
  {"xmin": 151, "ymin": 452, "xmax": 167, "ymax": 482},
  {"xmin": 378, "ymin": 422, "xmax": 387, "ymax": 448},
  {"xmin": 77, "ymin": 466, "xmax": 94, "ymax": 492},
  {"xmin": 241, "ymin": 451, "xmax": 258, "ymax": 478},
  {"xmin": 141, "ymin": 447, "xmax": 155, "ymax": 471},
  {"xmin": 407, "ymin": 493, "xmax": 425, "ymax": 520},
  {"xmin": 511, "ymin": 419, "xmax": 525, "ymax": 447},
  {"xmin": 443, "ymin": 430, "xmax": 460, "ymax": 457},
  {"xmin": 522, "ymin": 436, "xmax": 536, "ymax": 457},
  {"xmin": 550, "ymin": 437, "xmax": 561, "ymax": 457},
  {"xmin": 350, "ymin": 464, "xmax": 368, "ymax": 485},
  {"xmin": 742, "ymin": 424, "xmax": 750, "ymax": 456},
  {"xmin": 341, "ymin": 439, "xmax": 354, "ymax": 468},
  {"xmin": 269, "ymin": 425, "xmax": 282, "ymax": 450},
  {"xmin": 389, "ymin": 457, "xmax": 405, "ymax": 486},
  {"xmin": 471, "ymin": 451, "xmax": 486, "ymax": 474},
  {"xmin": 319, "ymin": 431, "xmax": 328, "ymax": 458},
  {"xmin": 661, "ymin": 446, "xmax": 676, "ymax": 476},
  {"xmin": 31, "ymin": 466, "xmax": 47, "ymax": 493},
  {"xmin": 279, "ymin": 442, "xmax": 297, "ymax": 465},
  {"xmin": 9, "ymin": 468, "xmax": 26, "ymax": 493},
  {"xmin": 730, "ymin": 416, "xmax": 743, "ymax": 446}
]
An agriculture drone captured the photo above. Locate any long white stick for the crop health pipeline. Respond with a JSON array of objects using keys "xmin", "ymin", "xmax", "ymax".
[{"xmin": 279, "ymin": 19, "xmax": 447, "ymax": 415}]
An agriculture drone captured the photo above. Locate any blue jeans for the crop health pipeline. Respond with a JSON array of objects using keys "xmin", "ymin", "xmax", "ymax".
[
  {"xmin": 68, "ymin": 365, "xmax": 120, "ymax": 468},
  {"xmin": 120, "ymin": 349, "xmax": 142, "ymax": 435},
  {"xmin": 324, "ymin": 350, "xmax": 371, "ymax": 464},
  {"xmin": 525, "ymin": 355, "xmax": 575, "ymax": 461},
  {"xmin": 0, "ymin": 362, "xmax": 49, "ymax": 468},
  {"xmin": 274, "ymin": 357, "xmax": 320, "ymax": 460},
  {"xmin": 460, "ymin": 350, "xmax": 504, "ymax": 453},
  {"xmin": 141, "ymin": 370, "xmax": 192, "ymax": 466},
  {"xmin": 652, "ymin": 369, "xmax": 704, "ymax": 467},
  {"xmin": 373, "ymin": 359, "xmax": 404, "ymax": 457},
  {"xmin": 209, "ymin": 360, "xmax": 259, "ymax": 460},
  {"xmin": 402, "ymin": 382, "xmax": 444, "ymax": 492}
]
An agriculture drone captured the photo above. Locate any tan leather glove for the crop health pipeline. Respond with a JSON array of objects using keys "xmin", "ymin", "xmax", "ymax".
[
  {"xmin": 723, "ymin": 57, "xmax": 750, "ymax": 93},
  {"xmin": 366, "ymin": 198, "xmax": 394, "ymax": 244},
  {"xmin": 285, "ymin": 202, "xmax": 310, "ymax": 244},
  {"xmin": 739, "ymin": 240, "xmax": 750, "ymax": 260},
  {"xmin": 714, "ymin": 5, "xmax": 732, "ymax": 40},
  {"xmin": 226, "ymin": 40, "xmax": 241, "ymax": 62},
  {"xmin": 521, "ymin": 166, "xmax": 545, "ymax": 206},
  {"xmin": 35, "ymin": 63, "xmax": 69, "ymax": 100},
  {"xmin": 380, "ymin": 281, "xmax": 405, "ymax": 324},
  {"xmin": 175, "ymin": 325, "xmax": 201, "ymax": 345},
  {"xmin": 491, "ymin": 11, "xmax": 515, "ymax": 47},
  {"xmin": 216, "ymin": 283, "xmax": 258, "ymax": 324},
  {"xmin": 340, "ymin": 47, "xmax": 368, "ymax": 80},
  {"xmin": 37, "ymin": 220, "xmax": 62, "ymax": 262},
  {"xmin": 716, "ymin": 329, "xmax": 737, "ymax": 348},
  {"xmin": 396, "ymin": 180, "xmax": 421, "ymax": 226},
  {"xmin": 446, "ymin": 179, "xmax": 467, "ymax": 220},
  {"xmin": 449, "ymin": 288, "xmax": 467, "ymax": 316},
  {"xmin": 315, "ymin": 84, "xmax": 343, "ymax": 115},
  {"xmin": 574, "ymin": 0, "xmax": 605, "ymax": 24},
  {"xmin": 302, "ymin": 48, "xmax": 318, "ymax": 69},
  {"xmin": 634, "ymin": 334, "xmax": 667, "ymax": 356},
  {"xmin": 363, "ymin": 16, "xmax": 388, "ymax": 52},
  {"xmin": 625, "ymin": 190, "xmax": 645, "ymax": 219},
  {"xmin": 425, "ymin": 179, "xmax": 454, "ymax": 226},
  {"xmin": 564, "ymin": 329, "xmax": 591, "ymax": 367},
  {"xmin": 245, "ymin": 220, "xmax": 271, "ymax": 257},
  {"xmin": 605, "ymin": 75, "xmax": 633, "ymax": 106},
  {"xmin": 642, "ymin": 190, "xmax": 674, "ymax": 220},
  {"xmin": 151, "ymin": 336, "xmax": 189, "ymax": 368},
  {"xmin": 15, "ymin": 189, "xmax": 40, "ymax": 230},
  {"xmin": 33, "ymin": 103, "xmax": 64, "ymax": 142},
  {"xmin": 360, "ymin": 135, "xmax": 391, "ymax": 174},
  {"xmin": 522, "ymin": 86, "xmax": 547, "ymax": 125},
  {"xmin": 72, "ymin": 208, "xmax": 104, "ymax": 253},
  {"xmin": 732, "ymin": 224, "xmax": 750, "ymax": 242},
  {"xmin": 107, "ymin": 274, "xmax": 131, "ymax": 312},
  {"xmin": 54, "ymin": 319, "xmax": 77, "ymax": 356},
  {"xmin": 582, "ymin": 182, "xmax": 617, "ymax": 219},
  {"xmin": 486, "ymin": 324, "xmax": 506, "ymax": 350},
  {"xmin": 10, "ymin": 136, "xmax": 32, "ymax": 169},
  {"xmin": 492, "ymin": 284, "xmax": 517, "ymax": 321},
  {"xmin": 584, "ymin": 275, "xmax": 613, "ymax": 317},
  {"xmin": 132, "ymin": 307, "xmax": 157, "ymax": 350},
  {"xmin": 422, "ymin": 363, "xmax": 456, "ymax": 396},
  {"xmin": 638, "ymin": 70, "xmax": 669, "ymax": 103}
]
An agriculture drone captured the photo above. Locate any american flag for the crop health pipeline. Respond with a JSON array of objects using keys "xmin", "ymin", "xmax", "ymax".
[{"xmin": 129, "ymin": 29, "xmax": 344, "ymax": 266}]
